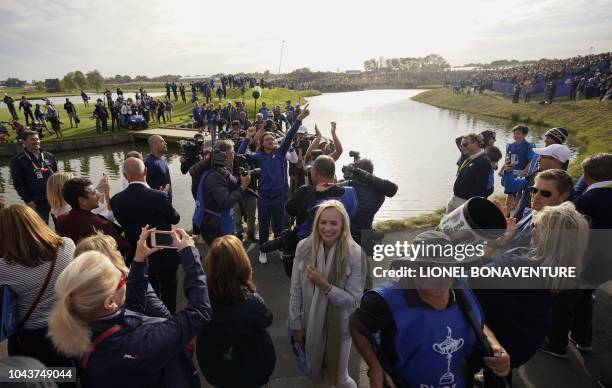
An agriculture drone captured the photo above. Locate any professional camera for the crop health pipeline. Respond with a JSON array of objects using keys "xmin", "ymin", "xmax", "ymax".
[
  {"xmin": 178, "ymin": 137, "xmax": 204, "ymax": 160},
  {"xmin": 340, "ymin": 150, "xmax": 398, "ymax": 198},
  {"xmin": 233, "ymin": 155, "xmax": 259, "ymax": 176},
  {"xmin": 237, "ymin": 167, "xmax": 261, "ymax": 177}
]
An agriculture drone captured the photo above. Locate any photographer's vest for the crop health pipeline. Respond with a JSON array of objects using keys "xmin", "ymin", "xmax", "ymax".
[
  {"xmin": 296, "ymin": 186, "xmax": 358, "ymax": 239},
  {"xmin": 373, "ymin": 285, "xmax": 482, "ymax": 388},
  {"xmin": 193, "ymin": 170, "xmax": 234, "ymax": 235}
]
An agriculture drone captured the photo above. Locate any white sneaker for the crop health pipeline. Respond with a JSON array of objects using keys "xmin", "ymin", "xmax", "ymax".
[{"xmin": 259, "ymin": 252, "xmax": 268, "ymax": 264}]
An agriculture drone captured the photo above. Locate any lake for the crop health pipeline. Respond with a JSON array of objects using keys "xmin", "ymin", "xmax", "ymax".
[{"xmin": 0, "ymin": 89, "xmax": 564, "ymax": 229}]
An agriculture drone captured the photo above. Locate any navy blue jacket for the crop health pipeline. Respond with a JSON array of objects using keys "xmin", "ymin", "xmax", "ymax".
[
  {"xmin": 453, "ymin": 153, "xmax": 492, "ymax": 200},
  {"xmin": 110, "ymin": 183, "xmax": 180, "ymax": 272},
  {"xmin": 10, "ymin": 149, "xmax": 57, "ymax": 203},
  {"xmin": 145, "ymin": 154, "xmax": 172, "ymax": 201},
  {"xmin": 82, "ymin": 247, "xmax": 211, "ymax": 388},
  {"xmin": 238, "ymin": 119, "xmax": 301, "ymax": 196},
  {"xmin": 472, "ymin": 251, "xmax": 554, "ymax": 367},
  {"xmin": 574, "ymin": 186, "xmax": 612, "ymax": 285}
]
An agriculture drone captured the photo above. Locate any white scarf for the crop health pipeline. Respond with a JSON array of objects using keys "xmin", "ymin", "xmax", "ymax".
[{"xmin": 305, "ymin": 241, "xmax": 337, "ymax": 380}]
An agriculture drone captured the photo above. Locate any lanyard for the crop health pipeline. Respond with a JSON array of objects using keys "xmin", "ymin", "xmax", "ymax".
[
  {"xmin": 457, "ymin": 158, "xmax": 471, "ymax": 175},
  {"xmin": 25, "ymin": 151, "xmax": 44, "ymax": 170},
  {"xmin": 24, "ymin": 151, "xmax": 50, "ymax": 173}
]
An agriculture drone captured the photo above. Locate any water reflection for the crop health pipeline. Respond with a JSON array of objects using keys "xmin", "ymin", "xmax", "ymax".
[{"xmin": 0, "ymin": 89, "xmax": 577, "ymax": 226}]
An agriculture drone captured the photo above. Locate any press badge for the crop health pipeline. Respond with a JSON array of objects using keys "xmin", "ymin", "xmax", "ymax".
[{"xmin": 36, "ymin": 171, "xmax": 44, "ymax": 179}]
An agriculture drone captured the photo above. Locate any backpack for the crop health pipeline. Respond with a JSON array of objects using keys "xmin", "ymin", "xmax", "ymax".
[{"xmin": 192, "ymin": 170, "xmax": 234, "ymax": 235}]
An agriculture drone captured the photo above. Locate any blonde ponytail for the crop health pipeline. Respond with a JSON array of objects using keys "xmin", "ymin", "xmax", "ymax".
[{"xmin": 48, "ymin": 251, "xmax": 119, "ymax": 356}]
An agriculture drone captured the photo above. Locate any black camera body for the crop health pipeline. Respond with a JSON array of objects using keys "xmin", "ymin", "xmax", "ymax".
[
  {"xmin": 341, "ymin": 150, "xmax": 398, "ymax": 198},
  {"xmin": 179, "ymin": 138, "xmax": 204, "ymax": 160}
]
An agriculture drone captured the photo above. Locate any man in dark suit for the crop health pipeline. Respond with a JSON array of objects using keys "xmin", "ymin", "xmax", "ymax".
[
  {"xmin": 57, "ymin": 177, "xmax": 131, "ymax": 257},
  {"xmin": 111, "ymin": 157, "xmax": 181, "ymax": 313}
]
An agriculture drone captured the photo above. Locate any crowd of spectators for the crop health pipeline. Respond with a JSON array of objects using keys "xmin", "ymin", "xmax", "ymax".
[
  {"xmin": 445, "ymin": 52, "xmax": 612, "ymax": 102},
  {"xmin": 1, "ymin": 73, "xmax": 612, "ymax": 388}
]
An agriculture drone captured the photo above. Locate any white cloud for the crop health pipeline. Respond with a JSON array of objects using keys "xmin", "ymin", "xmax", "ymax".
[{"xmin": 0, "ymin": 0, "xmax": 611, "ymax": 80}]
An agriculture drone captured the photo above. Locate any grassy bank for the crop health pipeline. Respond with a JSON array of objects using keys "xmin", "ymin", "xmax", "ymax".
[
  {"xmin": 0, "ymin": 88, "xmax": 320, "ymax": 143},
  {"xmin": 411, "ymin": 88, "xmax": 612, "ymax": 176},
  {"xmin": 374, "ymin": 208, "xmax": 446, "ymax": 232}
]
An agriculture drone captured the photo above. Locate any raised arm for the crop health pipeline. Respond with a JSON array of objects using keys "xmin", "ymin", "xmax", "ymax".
[
  {"xmin": 304, "ymin": 124, "xmax": 321, "ymax": 164},
  {"xmin": 329, "ymin": 122, "xmax": 343, "ymax": 161},
  {"xmin": 278, "ymin": 104, "xmax": 309, "ymax": 156}
]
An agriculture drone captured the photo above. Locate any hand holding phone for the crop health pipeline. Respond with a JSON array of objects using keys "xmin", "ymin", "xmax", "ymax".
[
  {"xmin": 135, "ymin": 225, "xmax": 162, "ymax": 262},
  {"xmin": 150, "ymin": 230, "xmax": 177, "ymax": 250},
  {"xmin": 171, "ymin": 228, "xmax": 195, "ymax": 251}
]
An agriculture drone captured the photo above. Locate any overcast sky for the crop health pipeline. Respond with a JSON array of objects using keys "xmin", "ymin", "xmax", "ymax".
[{"xmin": 1, "ymin": 0, "xmax": 611, "ymax": 80}]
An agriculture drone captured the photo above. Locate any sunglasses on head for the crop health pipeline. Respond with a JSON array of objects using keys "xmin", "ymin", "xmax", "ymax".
[
  {"xmin": 116, "ymin": 272, "xmax": 127, "ymax": 290},
  {"xmin": 530, "ymin": 187, "xmax": 552, "ymax": 198}
]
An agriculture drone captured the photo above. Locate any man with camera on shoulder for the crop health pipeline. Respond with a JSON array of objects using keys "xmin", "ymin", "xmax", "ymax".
[
  {"xmin": 287, "ymin": 155, "xmax": 358, "ymax": 240},
  {"xmin": 192, "ymin": 140, "xmax": 251, "ymax": 246}
]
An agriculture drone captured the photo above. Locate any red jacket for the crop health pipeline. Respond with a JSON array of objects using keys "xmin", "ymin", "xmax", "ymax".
[{"xmin": 57, "ymin": 208, "xmax": 131, "ymax": 258}]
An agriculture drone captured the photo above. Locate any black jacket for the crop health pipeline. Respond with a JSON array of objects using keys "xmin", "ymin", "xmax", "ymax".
[
  {"xmin": 199, "ymin": 168, "xmax": 244, "ymax": 240},
  {"xmin": 453, "ymin": 153, "xmax": 492, "ymax": 200},
  {"xmin": 10, "ymin": 149, "xmax": 57, "ymax": 203},
  {"xmin": 197, "ymin": 291, "xmax": 275, "ymax": 388},
  {"xmin": 110, "ymin": 183, "xmax": 180, "ymax": 272}
]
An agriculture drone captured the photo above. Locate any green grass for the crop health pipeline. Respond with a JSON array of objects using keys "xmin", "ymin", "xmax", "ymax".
[
  {"xmin": 0, "ymin": 88, "xmax": 321, "ymax": 143},
  {"xmin": 374, "ymin": 207, "xmax": 446, "ymax": 232},
  {"xmin": 412, "ymin": 88, "xmax": 612, "ymax": 177},
  {"xmin": 414, "ymin": 84, "xmax": 444, "ymax": 89}
]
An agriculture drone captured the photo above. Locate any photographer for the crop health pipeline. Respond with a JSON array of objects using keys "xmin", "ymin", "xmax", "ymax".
[
  {"xmin": 192, "ymin": 140, "xmax": 251, "ymax": 245},
  {"xmin": 287, "ymin": 155, "xmax": 358, "ymax": 241},
  {"xmin": 345, "ymin": 158, "xmax": 390, "ymax": 244},
  {"xmin": 180, "ymin": 133, "xmax": 205, "ymax": 175},
  {"xmin": 238, "ymin": 105, "xmax": 310, "ymax": 264}
]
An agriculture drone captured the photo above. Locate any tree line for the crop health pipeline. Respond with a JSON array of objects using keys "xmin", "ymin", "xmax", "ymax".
[{"xmin": 60, "ymin": 70, "xmax": 105, "ymax": 93}]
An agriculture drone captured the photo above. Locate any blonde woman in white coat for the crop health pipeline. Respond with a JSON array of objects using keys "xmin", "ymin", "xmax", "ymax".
[{"xmin": 289, "ymin": 199, "xmax": 365, "ymax": 387}]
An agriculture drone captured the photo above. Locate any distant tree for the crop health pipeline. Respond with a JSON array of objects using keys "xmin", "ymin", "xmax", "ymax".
[
  {"xmin": 290, "ymin": 67, "xmax": 312, "ymax": 75},
  {"xmin": 422, "ymin": 54, "xmax": 450, "ymax": 70},
  {"xmin": 86, "ymin": 70, "xmax": 104, "ymax": 92},
  {"xmin": 363, "ymin": 58, "xmax": 378, "ymax": 72},
  {"xmin": 34, "ymin": 81, "xmax": 45, "ymax": 91},
  {"xmin": 114, "ymin": 74, "xmax": 123, "ymax": 83},
  {"xmin": 120, "ymin": 75, "xmax": 132, "ymax": 83},
  {"xmin": 72, "ymin": 71, "xmax": 88, "ymax": 90},
  {"xmin": 60, "ymin": 72, "xmax": 77, "ymax": 92},
  {"xmin": 6, "ymin": 78, "xmax": 23, "ymax": 87}
]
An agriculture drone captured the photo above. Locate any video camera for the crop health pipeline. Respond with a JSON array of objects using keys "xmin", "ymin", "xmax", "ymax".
[
  {"xmin": 233, "ymin": 155, "xmax": 260, "ymax": 177},
  {"xmin": 340, "ymin": 150, "xmax": 398, "ymax": 198},
  {"xmin": 178, "ymin": 137, "xmax": 204, "ymax": 160}
]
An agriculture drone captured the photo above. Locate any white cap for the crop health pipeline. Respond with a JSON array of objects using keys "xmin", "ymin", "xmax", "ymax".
[
  {"xmin": 297, "ymin": 125, "xmax": 308, "ymax": 134},
  {"xmin": 533, "ymin": 144, "xmax": 572, "ymax": 163}
]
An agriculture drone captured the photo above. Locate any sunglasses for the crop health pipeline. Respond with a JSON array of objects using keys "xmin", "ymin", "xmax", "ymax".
[
  {"xmin": 530, "ymin": 187, "xmax": 552, "ymax": 198},
  {"xmin": 116, "ymin": 272, "xmax": 127, "ymax": 290}
]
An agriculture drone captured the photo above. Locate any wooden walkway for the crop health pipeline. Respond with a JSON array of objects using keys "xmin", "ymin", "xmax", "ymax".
[{"xmin": 128, "ymin": 126, "xmax": 202, "ymax": 141}]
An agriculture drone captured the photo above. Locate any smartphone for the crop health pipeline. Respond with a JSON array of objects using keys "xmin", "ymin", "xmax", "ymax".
[{"xmin": 150, "ymin": 231, "xmax": 176, "ymax": 249}]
